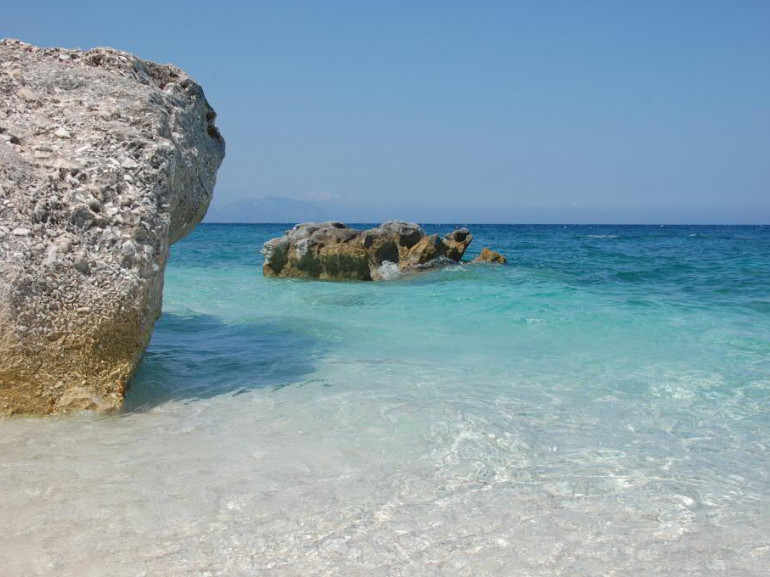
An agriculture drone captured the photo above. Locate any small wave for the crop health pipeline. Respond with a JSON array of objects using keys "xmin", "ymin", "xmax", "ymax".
[
  {"xmin": 443, "ymin": 263, "xmax": 468, "ymax": 273},
  {"xmin": 376, "ymin": 260, "xmax": 402, "ymax": 280},
  {"xmin": 586, "ymin": 234, "xmax": 618, "ymax": 239}
]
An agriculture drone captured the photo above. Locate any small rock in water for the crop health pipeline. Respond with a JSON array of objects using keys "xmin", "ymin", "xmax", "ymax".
[{"xmin": 473, "ymin": 247, "xmax": 507, "ymax": 264}]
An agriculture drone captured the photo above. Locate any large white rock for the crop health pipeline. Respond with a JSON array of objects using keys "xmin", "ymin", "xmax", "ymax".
[{"xmin": 0, "ymin": 39, "xmax": 225, "ymax": 414}]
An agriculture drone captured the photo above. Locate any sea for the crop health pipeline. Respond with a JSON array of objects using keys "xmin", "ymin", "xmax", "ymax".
[{"xmin": 2, "ymin": 223, "xmax": 770, "ymax": 576}]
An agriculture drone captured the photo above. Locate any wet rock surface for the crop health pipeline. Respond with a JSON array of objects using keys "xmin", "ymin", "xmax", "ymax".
[
  {"xmin": 473, "ymin": 247, "xmax": 507, "ymax": 264},
  {"xmin": 262, "ymin": 221, "xmax": 476, "ymax": 281},
  {"xmin": 0, "ymin": 39, "xmax": 225, "ymax": 414}
]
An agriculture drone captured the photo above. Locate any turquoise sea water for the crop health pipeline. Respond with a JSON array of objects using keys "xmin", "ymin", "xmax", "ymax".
[{"xmin": 2, "ymin": 224, "xmax": 770, "ymax": 576}]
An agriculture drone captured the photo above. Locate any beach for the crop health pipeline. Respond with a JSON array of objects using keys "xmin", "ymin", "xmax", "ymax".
[{"xmin": 2, "ymin": 223, "xmax": 769, "ymax": 575}]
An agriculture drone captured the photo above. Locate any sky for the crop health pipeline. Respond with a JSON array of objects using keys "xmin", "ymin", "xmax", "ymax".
[{"xmin": 5, "ymin": 1, "xmax": 770, "ymax": 223}]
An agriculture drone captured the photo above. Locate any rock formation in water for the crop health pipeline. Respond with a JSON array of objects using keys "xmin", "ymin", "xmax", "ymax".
[
  {"xmin": 0, "ymin": 39, "xmax": 225, "ymax": 414},
  {"xmin": 262, "ymin": 221, "xmax": 475, "ymax": 281},
  {"xmin": 473, "ymin": 247, "xmax": 507, "ymax": 264}
]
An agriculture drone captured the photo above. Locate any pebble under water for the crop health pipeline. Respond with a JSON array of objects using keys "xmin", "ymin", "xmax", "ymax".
[{"xmin": 2, "ymin": 223, "xmax": 770, "ymax": 576}]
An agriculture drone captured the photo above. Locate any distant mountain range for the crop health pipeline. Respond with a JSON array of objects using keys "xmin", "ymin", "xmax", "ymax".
[{"xmin": 204, "ymin": 196, "xmax": 335, "ymax": 223}]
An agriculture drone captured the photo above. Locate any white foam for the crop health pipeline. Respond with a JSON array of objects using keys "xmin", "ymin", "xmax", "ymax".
[{"xmin": 376, "ymin": 260, "xmax": 402, "ymax": 280}]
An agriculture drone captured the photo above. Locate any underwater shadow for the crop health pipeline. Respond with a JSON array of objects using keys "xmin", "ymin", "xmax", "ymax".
[{"xmin": 123, "ymin": 312, "xmax": 331, "ymax": 412}]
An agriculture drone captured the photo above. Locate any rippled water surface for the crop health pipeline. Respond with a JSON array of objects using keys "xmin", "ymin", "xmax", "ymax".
[{"xmin": 2, "ymin": 224, "xmax": 770, "ymax": 576}]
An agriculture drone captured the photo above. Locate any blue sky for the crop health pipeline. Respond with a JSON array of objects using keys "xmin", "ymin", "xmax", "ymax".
[{"xmin": 5, "ymin": 1, "xmax": 770, "ymax": 223}]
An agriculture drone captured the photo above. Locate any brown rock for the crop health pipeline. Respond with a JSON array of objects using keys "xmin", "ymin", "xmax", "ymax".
[
  {"xmin": 262, "ymin": 221, "xmax": 474, "ymax": 281},
  {"xmin": 443, "ymin": 228, "xmax": 473, "ymax": 261},
  {"xmin": 405, "ymin": 234, "xmax": 446, "ymax": 266},
  {"xmin": 473, "ymin": 248, "xmax": 507, "ymax": 264}
]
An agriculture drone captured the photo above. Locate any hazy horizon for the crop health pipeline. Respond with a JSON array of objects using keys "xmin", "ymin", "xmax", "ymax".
[
  {"xmin": 204, "ymin": 195, "xmax": 770, "ymax": 225},
  {"xmin": 7, "ymin": 1, "xmax": 770, "ymax": 224}
]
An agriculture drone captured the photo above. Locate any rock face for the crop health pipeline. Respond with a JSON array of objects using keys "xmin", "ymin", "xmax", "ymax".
[
  {"xmin": 473, "ymin": 248, "xmax": 507, "ymax": 264},
  {"xmin": 263, "ymin": 221, "xmax": 473, "ymax": 281},
  {"xmin": 0, "ymin": 39, "xmax": 225, "ymax": 414}
]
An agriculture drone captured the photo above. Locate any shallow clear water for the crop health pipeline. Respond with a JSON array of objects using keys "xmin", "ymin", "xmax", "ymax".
[{"xmin": 2, "ymin": 224, "xmax": 770, "ymax": 576}]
